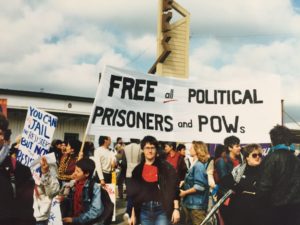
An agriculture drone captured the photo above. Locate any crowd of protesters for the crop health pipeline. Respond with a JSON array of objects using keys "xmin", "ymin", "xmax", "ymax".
[{"xmin": 1, "ymin": 111, "xmax": 300, "ymax": 225}]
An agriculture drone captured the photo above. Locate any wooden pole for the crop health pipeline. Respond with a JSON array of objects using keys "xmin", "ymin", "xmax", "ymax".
[{"xmin": 281, "ymin": 99, "xmax": 284, "ymax": 126}]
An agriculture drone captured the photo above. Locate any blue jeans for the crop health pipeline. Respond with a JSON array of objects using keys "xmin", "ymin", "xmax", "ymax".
[
  {"xmin": 36, "ymin": 220, "xmax": 48, "ymax": 225},
  {"xmin": 140, "ymin": 201, "xmax": 168, "ymax": 225}
]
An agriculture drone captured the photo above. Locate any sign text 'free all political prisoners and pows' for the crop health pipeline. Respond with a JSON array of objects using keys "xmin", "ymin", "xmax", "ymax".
[
  {"xmin": 17, "ymin": 106, "xmax": 57, "ymax": 183},
  {"xmin": 87, "ymin": 66, "xmax": 282, "ymax": 143}
]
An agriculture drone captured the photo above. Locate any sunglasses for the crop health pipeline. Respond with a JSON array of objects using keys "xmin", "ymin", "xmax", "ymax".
[{"xmin": 250, "ymin": 153, "xmax": 262, "ymax": 158}]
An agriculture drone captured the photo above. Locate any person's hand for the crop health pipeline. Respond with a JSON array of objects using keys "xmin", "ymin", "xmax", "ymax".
[
  {"xmin": 78, "ymin": 151, "xmax": 83, "ymax": 160},
  {"xmin": 100, "ymin": 179, "xmax": 106, "ymax": 187},
  {"xmin": 62, "ymin": 217, "xmax": 73, "ymax": 223},
  {"xmin": 130, "ymin": 215, "xmax": 136, "ymax": 225},
  {"xmin": 171, "ymin": 209, "xmax": 180, "ymax": 224},
  {"xmin": 40, "ymin": 156, "xmax": 49, "ymax": 174},
  {"xmin": 179, "ymin": 189, "xmax": 186, "ymax": 198},
  {"xmin": 56, "ymin": 195, "xmax": 65, "ymax": 203}
]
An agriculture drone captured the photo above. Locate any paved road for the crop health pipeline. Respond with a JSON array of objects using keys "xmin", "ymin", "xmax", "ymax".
[{"xmin": 111, "ymin": 197, "xmax": 127, "ymax": 225}]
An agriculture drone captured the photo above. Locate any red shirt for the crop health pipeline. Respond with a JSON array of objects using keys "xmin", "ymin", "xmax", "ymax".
[
  {"xmin": 166, "ymin": 152, "xmax": 180, "ymax": 172},
  {"xmin": 232, "ymin": 158, "xmax": 240, "ymax": 168},
  {"xmin": 142, "ymin": 164, "xmax": 158, "ymax": 182}
]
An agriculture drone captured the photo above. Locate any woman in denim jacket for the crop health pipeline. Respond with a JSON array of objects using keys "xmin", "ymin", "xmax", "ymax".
[
  {"xmin": 180, "ymin": 141, "xmax": 209, "ymax": 225},
  {"xmin": 61, "ymin": 158, "xmax": 104, "ymax": 225}
]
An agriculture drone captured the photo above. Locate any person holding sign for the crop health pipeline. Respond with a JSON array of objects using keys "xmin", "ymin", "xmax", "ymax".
[
  {"xmin": 33, "ymin": 156, "xmax": 60, "ymax": 225},
  {"xmin": 58, "ymin": 139, "xmax": 81, "ymax": 185},
  {"xmin": 127, "ymin": 136, "xmax": 180, "ymax": 225}
]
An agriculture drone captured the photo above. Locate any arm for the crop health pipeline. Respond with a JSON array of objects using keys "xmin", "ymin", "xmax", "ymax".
[
  {"xmin": 180, "ymin": 163, "xmax": 207, "ymax": 197},
  {"xmin": 171, "ymin": 199, "xmax": 180, "ymax": 224},
  {"xmin": 40, "ymin": 157, "xmax": 60, "ymax": 198},
  {"xmin": 130, "ymin": 207, "xmax": 136, "ymax": 225},
  {"xmin": 0, "ymin": 144, "xmax": 9, "ymax": 165},
  {"xmin": 207, "ymin": 159, "xmax": 216, "ymax": 188},
  {"xmin": 94, "ymin": 149, "xmax": 105, "ymax": 183}
]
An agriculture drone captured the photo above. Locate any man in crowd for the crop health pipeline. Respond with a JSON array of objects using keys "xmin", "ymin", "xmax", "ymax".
[
  {"xmin": 257, "ymin": 125, "xmax": 300, "ymax": 225},
  {"xmin": 94, "ymin": 136, "xmax": 116, "ymax": 186}
]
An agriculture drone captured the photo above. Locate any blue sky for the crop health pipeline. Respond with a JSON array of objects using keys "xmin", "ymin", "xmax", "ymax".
[{"xmin": 1, "ymin": 0, "xmax": 300, "ymax": 127}]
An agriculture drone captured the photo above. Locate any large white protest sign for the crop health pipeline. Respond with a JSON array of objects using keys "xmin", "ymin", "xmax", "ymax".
[
  {"xmin": 18, "ymin": 106, "xmax": 57, "ymax": 167},
  {"xmin": 48, "ymin": 199, "xmax": 63, "ymax": 225},
  {"xmin": 87, "ymin": 66, "xmax": 281, "ymax": 143}
]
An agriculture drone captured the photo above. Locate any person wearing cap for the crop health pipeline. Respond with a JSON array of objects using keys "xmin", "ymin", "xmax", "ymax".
[{"xmin": 257, "ymin": 125, "xmax": 300, "ymax": 225}]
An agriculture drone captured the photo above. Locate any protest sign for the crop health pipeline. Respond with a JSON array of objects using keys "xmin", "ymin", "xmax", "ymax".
[
  {"xmin": 105, "ymin": 183, "xmax": 116, "ymax": 222},
  {"xmin": 48, "ymin": 199, "xmax": 63, "ymax": 225},
  {"xmin": 87, "ymin": 66, "xmax": 281, "ymax": 143},
  {"xmin": 18, "ymin": 106, "xmax": 57, "ymax": 167}
]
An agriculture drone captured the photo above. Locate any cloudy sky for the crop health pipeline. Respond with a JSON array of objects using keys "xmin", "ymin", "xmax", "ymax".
[{"xmin": 1, "ymin": 0, "xmax": 300, "ymax": 127}]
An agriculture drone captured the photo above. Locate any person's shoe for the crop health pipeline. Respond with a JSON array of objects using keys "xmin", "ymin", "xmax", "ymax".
[{"xmin": 123, "ymin": 213, "xmax": 131, "ymax": 224}]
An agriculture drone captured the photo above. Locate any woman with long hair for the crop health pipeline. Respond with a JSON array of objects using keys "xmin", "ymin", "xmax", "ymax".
[{"xmin": 180, "ymin": 141, "xmax": 209, "ymax": 225}]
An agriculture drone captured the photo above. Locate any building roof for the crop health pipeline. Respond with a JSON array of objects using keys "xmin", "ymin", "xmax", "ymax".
[
  {"xmin": 0, "ymin": 88, "xmax": 94, "ymax": 103},
  {"xmin": 0, "ymin": 88, "xmax": 94, "ymax": 115}
]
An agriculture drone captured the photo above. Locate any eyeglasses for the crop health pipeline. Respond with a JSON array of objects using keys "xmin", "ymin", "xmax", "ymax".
[
  {"xmin": 144, "ymin": 147, "xmax": 156, "ymax": 151},
  {"xmin": 250, "ymin": 153, "xmax": 262, "ymax": 158}
]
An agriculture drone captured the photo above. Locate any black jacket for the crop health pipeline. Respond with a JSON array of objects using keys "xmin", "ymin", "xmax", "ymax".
[
  {"xmin": 257, "ymin": 149, "xmax": 300, "ymax": 207},
  {"xmin": 221, "ymin": 165, "xmax": 264, "ymax": 225},
  {"xmin": 128, "ymin": 158, "xmax": 179, "ymax": 220},
  {"xmin": 0, "ymin": 155, "xmax": 35, "ymax": 225}
]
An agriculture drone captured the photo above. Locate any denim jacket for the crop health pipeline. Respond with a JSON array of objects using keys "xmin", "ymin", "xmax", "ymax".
[
  {"xmin": 182, "ymin": 160, "xmax": 209, "ymax": 210},
  {"xmin": 62, "ymin": 179, "xmax": 104, "ymax": 225}
]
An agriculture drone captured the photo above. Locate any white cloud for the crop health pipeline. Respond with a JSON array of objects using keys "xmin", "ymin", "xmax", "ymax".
[
  {"xmin": 125, "ymin": 34, "xmax": 156, "ymax": 58},
  {"xmin": 1, "ymin": 0, "xmax": 300, "ymax": 123},
  {"xmin": 96, "ymin": 50, "xmax": 129, "ymax": 73}
]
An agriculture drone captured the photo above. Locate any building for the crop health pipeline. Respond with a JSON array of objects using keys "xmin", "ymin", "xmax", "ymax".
[{"xmin": 0, "ymin": 88, "xmax": 95, "ymax": 144}]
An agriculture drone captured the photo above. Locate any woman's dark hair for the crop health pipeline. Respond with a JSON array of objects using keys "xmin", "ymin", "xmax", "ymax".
[
  {"xmin": 269, "ymin": 125, "xmax": 293, "ymax": 146},
  {"xmin": 176, "ymin": 144, "xmax": 186, "ymax": 152},
  {"xmin": 76, "ymin": 158, "xmax": 95, "ymax": 178},
  {"xmin": 141, "ymin": 135, "xmax": 159, "ymax": 150},
  {"xmin": 224, "ymin": 135, "xmax": 240, "ymax": 152},
  {"xmin": 214, "ymin": 144, "xmax": 226, "ymax": 159},
  {"xmin": 164, "ymin": 141, "xmax": 176, "ymax": 150},
  {"xmin": 83, "ymin": 141, "xmax": 95, "ymax": 157},
  {"xmin": 67, "ymin": 139, "xmax": 82, "ymax": 156}
]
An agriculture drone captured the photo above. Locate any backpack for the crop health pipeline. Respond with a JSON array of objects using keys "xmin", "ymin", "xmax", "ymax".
[{"xmin": 88, "ymin": 179, "xmax": 114, "ymax": 225}]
